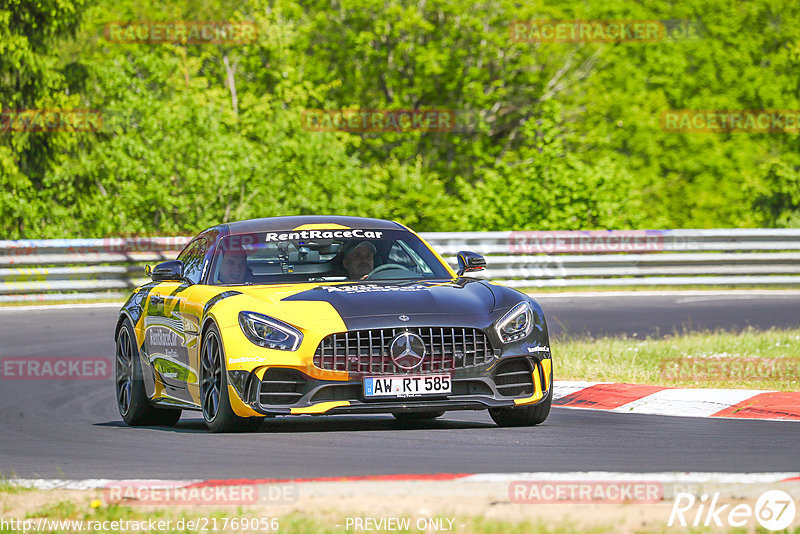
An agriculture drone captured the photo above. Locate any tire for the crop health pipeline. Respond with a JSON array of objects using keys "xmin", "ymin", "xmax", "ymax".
[
  {"xmin": 200, "ymin": 323, "xmax": 263, "ymax": 433},
  {"xmin": 392, "ymin": 411, "xmax": 445, "ymax": 422},
  {"xmin": 489, "ymin": 383, "xmax": 553, "ymax": 427},
  {"xmin": 115, "ymin": 318, "xmax": 182, "ymax": 427}
]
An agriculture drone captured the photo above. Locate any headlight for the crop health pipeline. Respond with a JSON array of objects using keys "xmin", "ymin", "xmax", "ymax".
[
  {"xmin": 238, "ymin": 311, "xmax": 303, "ymax": 351},
  {"xmin": 495, "ymin": 301, "xmax": 533, "ymax": 343}
]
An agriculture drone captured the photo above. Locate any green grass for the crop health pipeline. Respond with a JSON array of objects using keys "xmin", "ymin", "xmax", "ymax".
[
  {"xmin": 0, "ymin": 474, "xmax": 32, "ymax": 495},
  {"xmin": 5, "ymin": 491, "xmax": 799, "ymax": 533},
  {"xmin": 555, "ymin": 327, "xmax": 800, "ymax": 391}
]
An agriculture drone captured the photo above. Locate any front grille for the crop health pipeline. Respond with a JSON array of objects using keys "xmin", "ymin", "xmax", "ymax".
[
  {"xmin": 313, "ymin": 327, "xmax": 493, "ymax": 374},
  {"xmin": 494, "ymin": 358, "xmax": 534, "ymax": 396},
  {"xmin": 259, "ymin": 368, "xmax": 307, "ymax": 405}
]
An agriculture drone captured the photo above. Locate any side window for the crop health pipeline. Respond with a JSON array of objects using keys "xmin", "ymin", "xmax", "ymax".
[
  {"xmin": 387, "ymin": 240, "xmax": 433, "ymax": 274},
  {"xmin": 388, "ymin": 241, "xmax": 416, "ymax": 269},
  {"xmin": 178, "ymin": 238, "xmax": 208, "ymax": 285}
]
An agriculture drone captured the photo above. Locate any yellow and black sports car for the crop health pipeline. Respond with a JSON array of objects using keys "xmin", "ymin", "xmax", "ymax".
[{"xmin": 114, "ymin": 216, "xmax": 553, "ymax": 432}]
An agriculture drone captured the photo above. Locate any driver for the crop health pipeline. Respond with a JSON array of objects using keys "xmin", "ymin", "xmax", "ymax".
[{"xmin": 342, "ymin": 241, "xmax": 376, "ymax": 280}]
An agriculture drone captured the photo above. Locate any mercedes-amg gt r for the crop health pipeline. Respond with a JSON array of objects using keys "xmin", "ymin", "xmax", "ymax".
[{"xmin": 114, "ymin": 216, "xmax": 553, "ymax": 432}]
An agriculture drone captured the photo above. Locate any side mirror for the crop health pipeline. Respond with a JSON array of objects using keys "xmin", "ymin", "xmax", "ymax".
[
  {"xmin": 456, "ymin": 251, "xmax": 486, "ymax": 276},
  {"xmin": 146, "ymin": 260, "xmax": 184, "ymax": 282}
]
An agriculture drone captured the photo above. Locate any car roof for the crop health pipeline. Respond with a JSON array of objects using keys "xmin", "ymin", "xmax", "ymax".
[{"xmin": 222, "ymin": 215, "xmax": 407, "ymax": 235}]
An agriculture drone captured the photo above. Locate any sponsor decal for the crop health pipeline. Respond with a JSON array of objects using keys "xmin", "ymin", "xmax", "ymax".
[
  {"xmin": 1, "ymin": 357, "xmax": 110, "ymax": 380},
  {"xmin": 151, "ymin": 357, "xmax": 197, "ymax": 383},
  {"xmin": 265, "ymin": 229, "xmax": 383, "ymax": 242},
  {"xmin": 228, "ymin": 356, "xmax": 261, "ymax": 364},
  {"xmin": 526, "ymin": 346, "xmax": 550, "ymax": 353},
  {"xmin": 148, "ymin": 327, "xmax": 181, "ymax": 347},
  {"xmin": 321, "ymin": 283, "xmax": 431, "ymax": 293},
  {"xmin": 510, "ymin": 481, "xmax": 663, "ymax": 504}
]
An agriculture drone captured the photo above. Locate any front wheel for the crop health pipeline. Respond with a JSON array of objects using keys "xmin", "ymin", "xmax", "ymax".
[
  {"xmin": 489, "ymin": 386, "xmax": 552, "ymax": 427},
  {"xmin": 115, "ymin": 318, "xmax": 181, "ymax": 427},
  {"xmin": 200, "ymin": 323, "xmax": 262, "ymax": 433}
]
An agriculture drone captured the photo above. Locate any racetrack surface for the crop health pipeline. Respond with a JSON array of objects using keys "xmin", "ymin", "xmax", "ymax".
[{"xmin": 1, "ymin": 293, "xmax": 798, "ymax": 479}]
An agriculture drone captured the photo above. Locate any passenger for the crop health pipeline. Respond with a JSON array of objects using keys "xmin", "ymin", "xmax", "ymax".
[{"xmin": 218, "ymin": 246, "xmax": 250, "ymax": 284}]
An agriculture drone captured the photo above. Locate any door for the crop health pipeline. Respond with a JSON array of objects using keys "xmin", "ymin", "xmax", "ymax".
[{"xmin": 142, "ymin": 237, "xmax": 209, "ymax": 406}]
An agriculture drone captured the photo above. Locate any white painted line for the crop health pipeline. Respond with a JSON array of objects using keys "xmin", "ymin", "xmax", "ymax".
[
  {"xmin": 612, "ymin": 388, "xmax": 769, "ymax": 418},
  {"xmin": 11, "ymin": 479, "xmax": 114, "ymax": 490},
  {"xmin": 10, "ymin": 479, "xmax": 201, "ymax": 490},
  {"xmin": 674, "ymin": 295, "xmax": 765, "ymax": 303}
]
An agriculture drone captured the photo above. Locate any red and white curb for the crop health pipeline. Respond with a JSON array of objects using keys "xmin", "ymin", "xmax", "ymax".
[
  {"xmin": 553, "ymin": 381, "xmax": 800, "ymax": 421},
  {"xmin": 9, "ymin": 472, "xmax": 800, "ymax": 491}
]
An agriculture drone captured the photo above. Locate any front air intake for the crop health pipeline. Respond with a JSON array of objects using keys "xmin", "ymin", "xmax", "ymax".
[
  {"xmin": 258, "ymin": 368, "xmax": 307, "ymax": 405},
  {"xmin": 494, "ymin": 358, "xmax": 534, "ymax": 396}
]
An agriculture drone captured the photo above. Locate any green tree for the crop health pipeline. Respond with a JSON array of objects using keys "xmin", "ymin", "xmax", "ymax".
[{"xmin": 0, "ymin": 0, "xmax": 87, "ymax": 237}]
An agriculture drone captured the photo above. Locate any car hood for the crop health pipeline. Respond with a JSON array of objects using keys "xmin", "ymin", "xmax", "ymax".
[
  {"xmin": 208, "ymin": 278, "xmax": 533, "ymax": 335},
  {"xmin": 278, "ymin": 279, "xmax": 496, "ymax": 319}
]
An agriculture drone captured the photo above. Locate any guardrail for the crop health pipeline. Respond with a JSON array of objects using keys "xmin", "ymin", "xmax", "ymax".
[{"xmin": 1, "ymin": 229, "xmax": 799, "ymax": 301}]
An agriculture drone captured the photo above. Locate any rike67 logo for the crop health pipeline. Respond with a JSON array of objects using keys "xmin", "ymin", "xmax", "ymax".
[{"xmin": 669, "ymin": 490, "xmax": 797, "ymax": 531}]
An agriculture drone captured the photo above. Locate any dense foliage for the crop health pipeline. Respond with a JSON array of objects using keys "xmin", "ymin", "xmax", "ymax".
[{"xmin": 2, "ymin": 0, "xmax": 799, "ymax": 238}]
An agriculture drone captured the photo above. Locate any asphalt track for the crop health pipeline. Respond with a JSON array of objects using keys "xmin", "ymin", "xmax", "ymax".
[{"xmin": 0, "ymin": 292, "xmax": 798, "ymax": 479}]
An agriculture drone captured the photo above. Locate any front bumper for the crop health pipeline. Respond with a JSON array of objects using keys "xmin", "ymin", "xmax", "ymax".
[{"xmin": 229, "ymin": 355, "xmax": 552, "ymax": 416}]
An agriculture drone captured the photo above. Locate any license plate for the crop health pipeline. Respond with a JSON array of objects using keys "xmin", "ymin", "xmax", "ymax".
[{"xmin": 363, "ymin": 374, "xmax": 451, "ymax": 398}]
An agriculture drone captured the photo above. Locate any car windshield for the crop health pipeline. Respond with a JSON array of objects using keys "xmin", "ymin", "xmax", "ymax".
[{"xmin": 208, "ymin": 228, "xmax": 451, "ymax": 285}]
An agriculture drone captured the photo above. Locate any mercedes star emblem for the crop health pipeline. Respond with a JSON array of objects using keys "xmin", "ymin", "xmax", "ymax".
[{"xmin": 389, "ymin": 332, "xmax": 426, "ymax": 370}]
